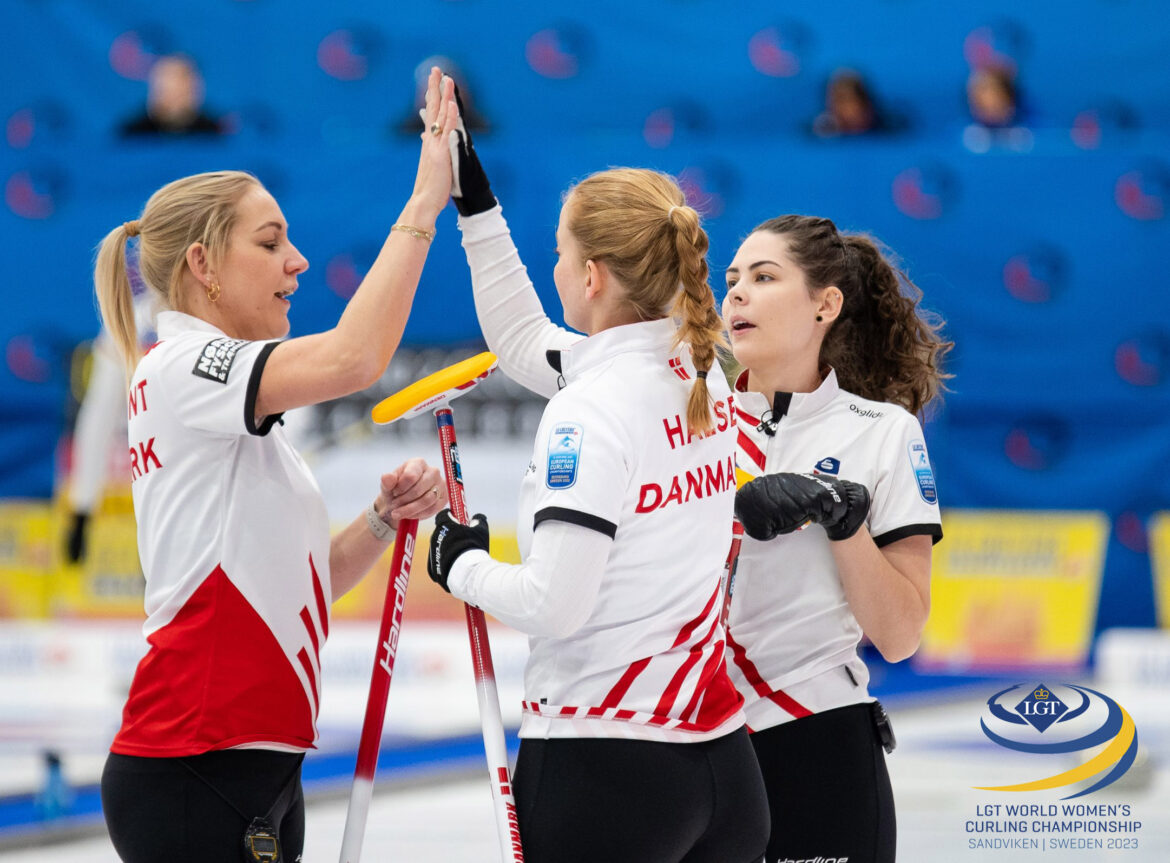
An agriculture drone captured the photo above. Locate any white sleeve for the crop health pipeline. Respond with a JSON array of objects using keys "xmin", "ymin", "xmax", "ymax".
[
  {"xmin": 154, "ymin": 336, "xmax": 283, "ymax": 437},
  {"xmin": 458, "ymin": 205, "xmax": 582, "ymax": 399},
  {"xmin": 867, "ymin": 412, "xmax": 943, "ymax": 547},
  {"xmin": 446, "ymin": 520, "xmax": 612, "ymax": 638},
  {"xmin": 69, "ymin": 335, "xmax": 125, "ymax": 512}
]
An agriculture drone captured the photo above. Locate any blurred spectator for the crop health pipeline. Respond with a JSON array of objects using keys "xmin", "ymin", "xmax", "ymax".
[
  {"xmin": 812, "ymin": 69, "xmax": 904, "ymax": 138},
  {"xmin": 119, "ymin": 54, "xmax": 222, "ymax": 137},
  {"xmin": 395, "ymin": 55, "xmax": 489, "ymax": 136},
  {"xmin": 966, "ymin": 64, "xmax": 1018, "ymax": 128},
  {"xmin": 963, "ymin": 63, "xmax": 1032, "ymax": 152}
]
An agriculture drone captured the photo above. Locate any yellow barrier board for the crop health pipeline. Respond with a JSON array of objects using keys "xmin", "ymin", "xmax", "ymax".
[
  {"xmin": 0, "ymin": 492, "xmax": 523, "ymax": 623},
  {"xmin": 918, "ymin": 509, "xmax": 1109, "ymax": 671},
  {"xmin": 0, "ymin": 501, "xmax": 54, "ymax": 617},
  {"xmin": 1150, "ymin": 512, "xmax": 1170, "ymax": 629}
]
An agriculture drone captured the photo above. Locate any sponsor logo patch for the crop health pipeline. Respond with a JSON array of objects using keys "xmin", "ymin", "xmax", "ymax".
[
  {"xmin": 814, "ymin": 456, "xmax": 840, "ymax": 475},
  {"xmin": 192, "ymin": 337, "xmax": 247, "ymax": 383},
  {"xmin": 546, "ymin": 423, "xmax": 583, "ymax": 489},
  {"xmin": 908, "ymin": 439, "xmax": 937, "ymax": 504}
]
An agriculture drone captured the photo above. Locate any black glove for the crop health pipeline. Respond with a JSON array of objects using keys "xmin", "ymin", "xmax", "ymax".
[
  {"xmin": 428, "ymin": 508, "xmax": 490, "ymax": 593},
  {"xmin": 447, "ymin": 80, "xmax": 496, "ymax": 216},
  {"xmin": 735, "ymin": 473, "xmax": 870, "ymax": 542},
  {"xmin": 64, "ymin": 511, "xmax": 90, "ymax": 564}
]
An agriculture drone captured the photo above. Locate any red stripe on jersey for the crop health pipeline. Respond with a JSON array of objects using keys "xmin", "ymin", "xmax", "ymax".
[
  {"xmin": 737, "ymin": 429, "xmax": 766, "ymax": 471},
  {"xmin": 654, "ymin": 582, "xmax": 723, "ymax": 715},
  {"xmin": 670, "ymin": 579, "xmax": 721, "ymax": 649},
  {"xmin": 600, "ymin": 656, "xmax": 652, "ymax": 710},
  {"xmin": 679, "ymin": 638, "xmax": 726, "ymax": 720},
  {"xmin": 654, "ymin": 650, "xmax": 704, "ymax": 716},
  {"xmin": 727, "ymin": 632, "xmax": 812, "ymax": 718},
  {"xmin": 111, "ymin": 565, "xmax": 317, "ymax": 757},
  {"xmin": 309, "ymin": 555, "xmax": 329, "ymax": 638},
  {"xmin": 691, "ymin": 652, "xmax": 745, "ymax": 729},
  {"xmin": 735, "ymin": 406, "xmax": 760, "ymax": 428},
  {"xmin": 613, "ymin": 709, "xmax": 637, "ymax": 721},
  {"xmin": 299, "ymin": 606, "xmax": 320, "ymax": 660},
  {"xmin": 296, "ymin": 647, "xmax": 319, "ymax": 711}
]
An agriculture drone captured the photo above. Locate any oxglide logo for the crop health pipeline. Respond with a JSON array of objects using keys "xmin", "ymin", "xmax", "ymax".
[{"xmin": 976, "ymin": 684, "xmax": 1139, "ymax": 799}]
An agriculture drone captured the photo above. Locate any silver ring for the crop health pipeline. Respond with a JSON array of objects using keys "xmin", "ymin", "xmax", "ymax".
[
  {"xmin": 430, "ymin": 122, "xmax": 442, "ymax": 136},
  {"xmin": 431, "ymin": 486, "xmax": 440, "ymax": 497}
]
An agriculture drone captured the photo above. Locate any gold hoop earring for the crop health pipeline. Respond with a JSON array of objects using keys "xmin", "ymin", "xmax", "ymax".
[{"xmin": 206, "ymin": 281, "xmax": 221, "ymax": 303}]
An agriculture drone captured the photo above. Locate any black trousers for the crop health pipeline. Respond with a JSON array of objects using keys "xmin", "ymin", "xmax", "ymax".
[
  {"xmin": 751, "ymin": 703, "xmax": 896, "ymax": 863},
  {"xmin": 513, "ymin": 726, "xmax": 769, "ymax": 863},
  {"xmin": 101, "ymin": 749, "xmax": 305, "ymax": 863}
]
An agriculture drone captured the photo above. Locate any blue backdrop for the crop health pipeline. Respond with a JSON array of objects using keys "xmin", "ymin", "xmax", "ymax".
[{"xmin": 2, "ymin": 0, "xmax": 1168, "ymax": 630}]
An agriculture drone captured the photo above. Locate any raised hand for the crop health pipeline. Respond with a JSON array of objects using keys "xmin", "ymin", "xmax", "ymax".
[
  {"xmin": 410, "ymin": 67, "xmax": 459, "ymax": 219},
  {"xmin": 735, "ymin": 472, "xmax": 870, "ymax": 542},
  {"xmin": 445, "ymin": 80, "xmax": 496, "ymax": 216}
]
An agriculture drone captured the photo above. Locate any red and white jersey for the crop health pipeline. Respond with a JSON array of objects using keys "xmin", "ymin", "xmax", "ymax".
[
  {"xmin": 111, "ymin": 311, "xmax": 332, "ymax": 758},
  {"xmin": 512, "ymin": 319, "xmax": 744, "ymax": 742},
  {"xmin": 727, "ymin": 369, "xmax": 942, "ymax": 732}
]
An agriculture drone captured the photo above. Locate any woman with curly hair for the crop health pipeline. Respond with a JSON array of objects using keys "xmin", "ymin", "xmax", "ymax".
[{"xmin": 722, "ymin": 215, "xmax": 952, "ymax": 863}]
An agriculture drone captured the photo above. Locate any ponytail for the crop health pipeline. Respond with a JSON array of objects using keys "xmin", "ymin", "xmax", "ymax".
[
  {"xmin": 667, "ymin": 205, "xmax": 724, "ymax": 435},
  {"xmin": 94, "ymin": 223, "xmax": 140, "ymax": 373},
  {"xmin": 565, "ymin": 168, "xmax": 724, "ymax": 434},
  {"xmin": 750, "ymin": 215, "xmax": 952, "ymax": 415},
  {"xmin": 829, "ymin": 235, "xmax": 952, "ymax": 414},
  {"xmin": 92, "ymin": 170, "xmax": 262, "ymax": 376}
]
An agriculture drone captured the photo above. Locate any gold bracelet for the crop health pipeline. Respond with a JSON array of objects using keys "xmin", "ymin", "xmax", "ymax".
[{"xmin": 392, "ymin": 223, "xmax": 436, "ymax": 242}]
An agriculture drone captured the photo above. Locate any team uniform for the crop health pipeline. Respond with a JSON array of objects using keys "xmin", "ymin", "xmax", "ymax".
[
  {"xmin": 727, "ymin": 368, "xmax": 942, "ymax": 863},
  {"xmin": 450, "ymin": 206, "xmax": 768, "ymax": 862},
  {"xmin": 102, "ymin": 310, "xmax": 331, "ymax": 863}
]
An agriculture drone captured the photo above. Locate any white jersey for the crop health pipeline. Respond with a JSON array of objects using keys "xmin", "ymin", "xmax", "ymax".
[
  {"xmin": 112, "ymin": 311, "xmax": 332, "ymax": 757},
  {"xmin": 453, "ymin": 207, "xmax": 746, "ymax": 743},
  {"xmin": 727, "ymin": 369, "xmax": 942, "ymax": 732}
]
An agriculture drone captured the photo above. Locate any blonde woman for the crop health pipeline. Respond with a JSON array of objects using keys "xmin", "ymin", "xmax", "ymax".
[
  {"xmin": 98, "ymin": 70, "xmax": 456, "ymax": 863},
  {"xmin": 424, "ymin": 102, "xmax": 769, "ymax": 862}
]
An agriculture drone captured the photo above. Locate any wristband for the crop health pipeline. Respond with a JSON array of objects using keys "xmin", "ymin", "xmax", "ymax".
[{"xmin": 366, "ymin": 503, "xmax": 395, "ymax": 541}]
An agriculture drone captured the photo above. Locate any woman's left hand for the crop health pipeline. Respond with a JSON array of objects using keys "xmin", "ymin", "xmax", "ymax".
[{"xmin": 373, "ymin": 458, "xmax": 448, "ymax": 529}]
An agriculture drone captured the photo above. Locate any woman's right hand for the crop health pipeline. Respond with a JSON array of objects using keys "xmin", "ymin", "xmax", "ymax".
[{"xmin": 409, "ymin": 67, "xmax": 458, "ymax": 220}]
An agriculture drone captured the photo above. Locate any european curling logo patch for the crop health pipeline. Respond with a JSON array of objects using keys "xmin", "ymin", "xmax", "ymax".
[
  {"xmin": 546, "ymin": 423, "xmax": 583, "ymax": 489},
  {"xmin": 907, "ymin": 439, "xmax": 937, "ymax": 504}
]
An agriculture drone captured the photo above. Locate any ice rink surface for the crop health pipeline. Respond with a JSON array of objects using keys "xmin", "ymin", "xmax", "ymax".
[
  {"xmin": 4, "ymin": 440, "xmax": 1167, "ymax": 861},
  {"xmin": 4, "ymin": 679, "xmax": 1168, "ymax": 862}
]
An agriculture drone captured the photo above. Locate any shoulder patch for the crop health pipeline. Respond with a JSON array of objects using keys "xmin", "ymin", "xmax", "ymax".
[
  {"xmin": 546, "ymin": 422, "xmax": 583, "ymax": 489},
  {"xmin": 907, "ymin": 439, "xmax": 937, "ymax": 504},
  {"xmin": 192, "ymin": 337, "xmax": 247, "ymax": 384}
]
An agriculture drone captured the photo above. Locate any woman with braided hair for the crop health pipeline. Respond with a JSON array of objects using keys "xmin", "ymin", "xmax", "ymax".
[
  {"xmin": 723, "ymin": 215, "xmax": 952, "ymax": 863},
  {"xmin": 424, "ymin": 94, "xmax": 768, "ymax": 862}
]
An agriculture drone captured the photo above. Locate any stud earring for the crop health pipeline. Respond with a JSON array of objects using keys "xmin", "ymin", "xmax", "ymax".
[{"xmin": 815, "ymin": 314, "xmax": 823, "ymax": 322}]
